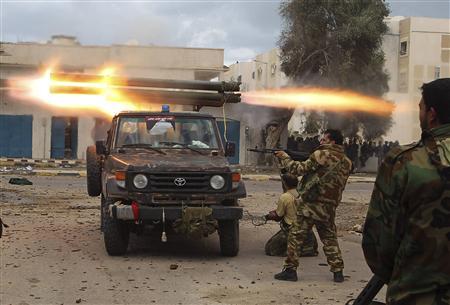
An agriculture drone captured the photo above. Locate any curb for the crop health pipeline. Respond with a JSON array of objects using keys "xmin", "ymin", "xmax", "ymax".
[
  {"xmin": 0, "ymin": 157, "xmax": 84, "ymax": 165},
  {"xmin": 242, "ymin": 174, "xmax": 375, "ymax": 183}
]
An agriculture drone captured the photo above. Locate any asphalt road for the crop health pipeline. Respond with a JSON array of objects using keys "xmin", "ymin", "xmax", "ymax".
[{"xmin": 0, "ymin": 175, "xmax": 385, "ymax": 305}]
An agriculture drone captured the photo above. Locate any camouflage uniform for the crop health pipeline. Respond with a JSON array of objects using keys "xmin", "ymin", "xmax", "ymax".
[
  {"xmin": 265, "ymin": 189, "xmax": 318, "ymax": 257},
  {"xmin": 362, "ymin": 124, "xmax": 450, "ymax": 305},
  {"xmin": 277, "ymin": 143, "xmax": 352, "ymax": 272}
]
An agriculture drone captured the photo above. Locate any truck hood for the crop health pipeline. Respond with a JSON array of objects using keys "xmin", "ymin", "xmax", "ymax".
[{"xmin": 108, "ymin": 150, "xmax": 230, "ymax": 172}]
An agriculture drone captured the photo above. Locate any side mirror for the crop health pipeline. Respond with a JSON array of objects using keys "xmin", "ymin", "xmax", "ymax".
[
  {"xmin": 225, "ymin": 141, "xmax": 236, "ymax": 157},
  {"xmin": 96, "ymin": 140, "xmax": 106, "ymax": 155}
]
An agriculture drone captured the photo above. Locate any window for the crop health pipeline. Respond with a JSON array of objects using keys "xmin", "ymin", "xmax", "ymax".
[
  {"xmin": 435, "ymin": 66, "xmax": 440, "ymax": 79},
  {"xmin": 400, "ymin": 41, "xmax": 408, "ymax": 56},
  {"xmin": 271, "ymin": 64, "xmax": 277, "ymax": 75}
]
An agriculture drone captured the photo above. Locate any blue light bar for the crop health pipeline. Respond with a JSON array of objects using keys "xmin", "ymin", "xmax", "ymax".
[{"xmin": 162, "ymin": 104, "xmax": 170, "ymax": 112}]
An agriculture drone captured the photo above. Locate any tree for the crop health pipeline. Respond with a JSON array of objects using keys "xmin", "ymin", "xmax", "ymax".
[{"xmin": 277, "ymin": 0, "xmax": 392, "ymax": 140}]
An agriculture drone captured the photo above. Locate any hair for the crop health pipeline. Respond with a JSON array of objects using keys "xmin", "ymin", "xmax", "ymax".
[
  {"xmin": 324, "ymin": 129, "xmax": 344, "ymax": 145},
  {"xmin": 281, "ymin": 174, "xmax": 298, "ymax": 189},
  {"xmin": 421, "ymin": 78, "xmax": 450, "ymax": 124}
]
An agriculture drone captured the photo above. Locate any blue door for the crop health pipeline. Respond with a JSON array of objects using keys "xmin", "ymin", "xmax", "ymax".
[
  {"xmin": 51, "ymin": 117, "xmax": 66, "ymax": 159},
  {"xmin": 217, "ymin": 119, "xmax": 240, "ymax": 164},
  {"xmin": 51, "ymin": 117, "xmax": 78, "ymax": 159},
  {"xmin": 0, "ymin": 115, "xmax": 33, "ymax": 158}
]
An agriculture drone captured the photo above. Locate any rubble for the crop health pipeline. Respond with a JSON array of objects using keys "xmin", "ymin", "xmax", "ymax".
[{"xmin": 8, "ymin": 178, "xmax": 33, "ymax": 185}]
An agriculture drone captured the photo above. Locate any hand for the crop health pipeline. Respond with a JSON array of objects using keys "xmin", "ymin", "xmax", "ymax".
[{"xmin": 274, "ymin": 151, "xmax": 288, "ymax": 159}]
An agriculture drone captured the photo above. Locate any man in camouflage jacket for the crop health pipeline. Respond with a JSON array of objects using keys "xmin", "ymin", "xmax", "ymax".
[
  {"xmin": 362, "ymin": 78, "xmax": 450, "ymax": 305},
  {"xmin": 274, "ymin": 129, "xmax": 352, "ymax": 282}
]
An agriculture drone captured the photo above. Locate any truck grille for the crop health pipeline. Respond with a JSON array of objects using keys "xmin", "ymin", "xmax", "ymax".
[
  {"xmin": 128, "ymin": 172, "xmax": 230, "ymax": 193},
  {"xmin": 149, "ymin": 173, "xmax": 209, "ymax": 192}
]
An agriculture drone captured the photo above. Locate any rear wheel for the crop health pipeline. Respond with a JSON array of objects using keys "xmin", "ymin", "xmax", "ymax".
[
  {"xmin": 86, "ymin": 145, "xmax": 102, "ymax": 197},
  {"xmin": 103, "ymin": 197, "xmax": 130, "ymax": 256},
  {"xmin": 218, "ymin": 220, "xmax": 239, "ymax": 257}
]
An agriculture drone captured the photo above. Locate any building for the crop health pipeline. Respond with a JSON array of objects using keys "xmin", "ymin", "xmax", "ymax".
[
  {"xmin": 216, "ymin": 48, "xmax": 290, "ymax": 165},
  {"xmin": 0, "ymin": 35, "xmax": 226, "ymax": 160},
  {"xmin": 224, "ymin": 16, "xmax": 450, "ymax": 157},
  {"xmin": 383, "ymin": 16, "xmax": 450, "ymax": 143}
]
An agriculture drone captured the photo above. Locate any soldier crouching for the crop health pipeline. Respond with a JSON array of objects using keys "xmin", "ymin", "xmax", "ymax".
[{"xmin": 264, "ymin": 173, "xmax": 318, "ymax": 257}]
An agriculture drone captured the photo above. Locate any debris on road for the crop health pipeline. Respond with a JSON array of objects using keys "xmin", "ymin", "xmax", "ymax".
[
  {"xmin": 351, "ymin": 224, "xmax": 363, "ymax": 233},
  {"xmin": 0, "ymin": 217, "xmax": 9, "ymax": 238},
  {"xmin": 8, "ymin": 177, "xmax": 33, "ymax": 185}
]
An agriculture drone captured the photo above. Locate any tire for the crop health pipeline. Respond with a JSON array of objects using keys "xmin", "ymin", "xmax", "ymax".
[
  {"xmin": 86, "ymin": 145, "xmax": 102, "ymax": 197},
  {"xmin": 218, "ymin": 219, "xmax": 239, "ymax": 257},
  {"xmin": 103, "ymin": 197, "xmax": 130, "ymax": 256}
]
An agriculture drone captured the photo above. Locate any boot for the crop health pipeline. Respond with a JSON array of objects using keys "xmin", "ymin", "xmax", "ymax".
[
  {"xmin": 333, "ymin": 271, "xmax": 344, "ymax": 283},
  {"xmin": 274, "ymin": 268, "xmax": 298, "ymax": 282}
]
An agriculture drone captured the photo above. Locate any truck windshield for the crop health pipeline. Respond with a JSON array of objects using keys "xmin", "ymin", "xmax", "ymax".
[{"xmin": 115, "ymin": 116, "xmax": 220, "ymax": 149}]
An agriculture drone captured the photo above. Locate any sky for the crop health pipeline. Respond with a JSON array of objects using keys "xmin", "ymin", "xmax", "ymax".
[{"xmin": 1, "ymin": 0, "xmax": 449, "ymax": 65}]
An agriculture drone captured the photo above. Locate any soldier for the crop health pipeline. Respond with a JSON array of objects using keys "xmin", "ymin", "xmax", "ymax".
[
  {"xmin": 264, "ymin": 173, "xmax": 318, "ymax": 257},
  {"xmin": 362, "ymin": 78, "xmax": 450, "ymax": 305},
  {"xmin": 274, "ymin": 129, "xmax": 352, "ymax": 282}
]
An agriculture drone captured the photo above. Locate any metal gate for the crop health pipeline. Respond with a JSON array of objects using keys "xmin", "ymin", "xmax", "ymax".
[{"xmin": 0, "ymin": 115, "xmax": 33, "ymax": 158}]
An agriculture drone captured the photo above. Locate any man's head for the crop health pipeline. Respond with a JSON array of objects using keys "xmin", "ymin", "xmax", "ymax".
[
  {"xmin": 419, "ymin": 78, "xmax": 450, "ymax": 130},
  {"xmin": 281, "ymin": 174, "xmax": 298, "ymax": 190},
  {"xmin": 320, "ymin": 129, "xmax": 344, "ymax": 145}
]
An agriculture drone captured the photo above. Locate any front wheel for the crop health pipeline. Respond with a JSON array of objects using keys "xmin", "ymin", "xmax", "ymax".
[
  {"xmin": 102, "ymin": 197, "xmax": 130, "ymax": 256},
  {"xmin": 218, "ymin": 220, "xmax": 239, "ymax": 257}
]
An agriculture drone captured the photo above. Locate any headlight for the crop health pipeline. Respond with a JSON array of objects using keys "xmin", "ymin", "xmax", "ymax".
[
  {"xmin": 210, "ymin": 175, "xmax": 225, "ymax": 190},
  {"xmin": 133, "ymin": 174, "xmax": 148, "ymax": 189}
]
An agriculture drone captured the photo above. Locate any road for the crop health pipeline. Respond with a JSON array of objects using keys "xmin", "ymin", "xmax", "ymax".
[{"xmin": 0, "ymin": 175, "xmax": 385, "ymax": 305}]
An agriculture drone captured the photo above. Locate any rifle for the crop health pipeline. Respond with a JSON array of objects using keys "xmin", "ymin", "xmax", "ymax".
[
  {"xmin": 346, "ymin": 275, "xmax": 385, "ymax": 305},
  {"xmin": 247, "ymin": 148, "xmax": 310, "ymax": 162}
]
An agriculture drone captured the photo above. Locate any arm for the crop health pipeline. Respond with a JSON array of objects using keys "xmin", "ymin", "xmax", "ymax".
[
  {"xmin": 362, "ymin": 152, "xmax": 407, "ymax": 282},
  {"xmin": 275, "ymin": 150, "xmax": 322, "ymax": 176},
  {"xmin": 265, "ymin": 210, "xmax": 282, "ymax": 222},
  {"xmin": 265, "ymin": 193, "xmax": 290, "ymax": 222}
]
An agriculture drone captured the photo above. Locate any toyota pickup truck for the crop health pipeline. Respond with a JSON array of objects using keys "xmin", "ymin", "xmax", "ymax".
[{"xmin": 86, "ymin": 106, "xmax": 246, "ymax": 256}]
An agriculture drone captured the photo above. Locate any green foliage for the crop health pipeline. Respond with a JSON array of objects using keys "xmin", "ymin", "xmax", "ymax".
[{"xmin": 279, "ymin": 0, "xmax": 393, "ymax": 139}]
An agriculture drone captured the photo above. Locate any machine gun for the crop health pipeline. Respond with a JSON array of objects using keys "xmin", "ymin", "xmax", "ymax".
[
  {"xmin": 247, "ymin": 148, "xmax": 310, "ymax": 162},
  {"xmin": 346, "ymin": 275, "xmax": 385, "ymax": 305}
]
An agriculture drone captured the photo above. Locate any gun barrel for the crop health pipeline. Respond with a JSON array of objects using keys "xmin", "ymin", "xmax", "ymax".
[{"xmin": 351, "ymin": 275, "xmax": 385, "ymax": 305}]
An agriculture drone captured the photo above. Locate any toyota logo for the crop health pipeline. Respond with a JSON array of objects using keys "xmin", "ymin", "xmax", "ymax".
[{"xmin": 174, "ymin": 177, "xmax": 187, "ymax": 187}]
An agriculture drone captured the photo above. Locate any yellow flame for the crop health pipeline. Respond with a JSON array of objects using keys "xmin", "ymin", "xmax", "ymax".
[
  {"xmin": 242, "ymin": 87, "xmax": 394, "ymax": 116},
  {"xmin": 10, "ymin": 68, "xmax": 152, "ymax": 117}
]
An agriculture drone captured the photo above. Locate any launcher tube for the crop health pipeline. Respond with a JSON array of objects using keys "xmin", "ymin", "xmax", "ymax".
[{"xmin": 50, "ymin": 72, "xmax": 241, "ymax": 92}]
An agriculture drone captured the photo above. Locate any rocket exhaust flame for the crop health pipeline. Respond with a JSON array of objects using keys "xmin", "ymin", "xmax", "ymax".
[
  {"xmin": 8, "ymin": 69, "xmax": 144, "ymax": 117},
  {"xmin": 6, "ymin": 69, "xmax": 393, "ymax": 118},
  {"xmin": 242, "ymin": 87, "xmax": 394, "ymax": 116}
]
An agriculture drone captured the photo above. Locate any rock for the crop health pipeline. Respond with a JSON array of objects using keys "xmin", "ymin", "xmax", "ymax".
[
  {"xmin": 170, "ymin": 264, "xmax": 179, "ymax": 270},
  {"xmin": 352, "ymin": 224, "xmax": 363, "ymax": 233}
]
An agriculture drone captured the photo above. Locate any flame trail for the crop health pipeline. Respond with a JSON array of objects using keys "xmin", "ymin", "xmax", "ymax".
[
  {"xmin": 7, "ymin": 68, "xmax": 152, "ymax": 117},
  {"xmin": 242, "ymin": 87, "xmax": 395, "ymax": 116}
]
